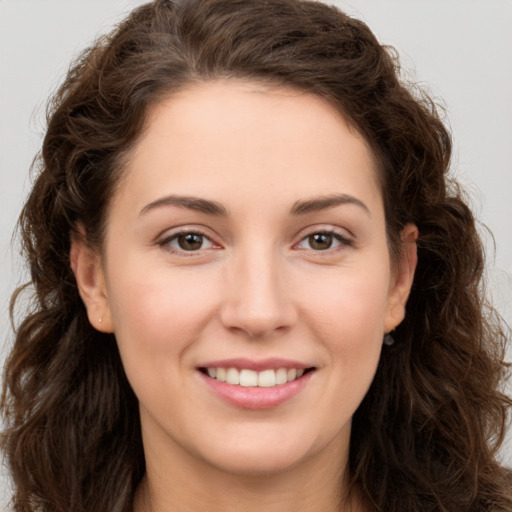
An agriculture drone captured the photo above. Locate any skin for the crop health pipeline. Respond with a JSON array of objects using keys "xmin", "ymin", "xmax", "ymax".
[{"xmin": 72, "ymin": 80, "xmax": 417, "ymax": 512}]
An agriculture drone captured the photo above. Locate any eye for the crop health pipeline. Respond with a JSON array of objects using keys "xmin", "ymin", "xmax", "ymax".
[
  {"xmin": 159, "ymin": 231, "xmax": 216, "ymax": 252},
  {"xmin": 296, "ymin": 231, "xmax": 352, "ymax": 251}
]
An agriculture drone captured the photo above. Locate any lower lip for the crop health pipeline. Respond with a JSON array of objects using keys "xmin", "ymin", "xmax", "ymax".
[{"xmin": 198, "ymin": 371, "xmax": 313, "ymax": 410}]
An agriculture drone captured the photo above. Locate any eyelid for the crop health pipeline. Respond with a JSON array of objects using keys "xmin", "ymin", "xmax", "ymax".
[
  {"xmin": 156, "ymin": 226, "xmax": 222, "ymax": 254},
  {"xmin": 293, "ymin": 225, "xmax": 355, "ymax": 251},
  {"xmin": 154, "ymin": 224, "xmax": 354, "ymax": 254}
]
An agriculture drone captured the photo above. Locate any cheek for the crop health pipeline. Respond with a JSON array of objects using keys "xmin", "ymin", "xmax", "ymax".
[
  {"xmin": 299, "ymin": 264, "xmax": 392, "ymax": 337},
  {"xmin": 105, "ymin": 259, "xmax": 221, "ymax": 363},
  {"xmin": 298, "ymin": 265, "xmax": 390, "ymax": 384},
  {"xmin": 104, "ymin": 263, "xmax": 223, "ymax": 420}
]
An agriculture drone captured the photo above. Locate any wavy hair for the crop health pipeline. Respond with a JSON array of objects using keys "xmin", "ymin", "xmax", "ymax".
[{"xmin": 2, "ymin": 1, "xmax": 511, "ymax": 511}]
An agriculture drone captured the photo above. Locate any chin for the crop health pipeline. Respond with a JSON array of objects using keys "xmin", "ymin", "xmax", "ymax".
[
  {"xmin": 191, "ymin": 426, "xmax": 331, "ymax": 478},
  {"xmin": 206, "ymin": 448, "xmax": 307, "ymax": 478}
]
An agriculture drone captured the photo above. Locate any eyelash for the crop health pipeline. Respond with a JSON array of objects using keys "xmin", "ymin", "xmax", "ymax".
[
  {"xmin": 156, "ymin": 228, "xmax": 354, "ymax": 255},
  {"xmin": 294, "ymin": 230, "xmax": 354, "ymax": 252},
  {"xmin": 157, "ymin": 230, "xmax": 219, "ymax": 256}
]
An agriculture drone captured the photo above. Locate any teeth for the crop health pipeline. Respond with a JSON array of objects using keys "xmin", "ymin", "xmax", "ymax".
[
  {"xmin": 258, "ymin": 369, "xmax": 276, "ymax": 387},
  {"xmin": 240, "ymin": 369, "xmax": 258, "ymax": 387},
  {"xmin": 226, "ymin": 368, "xmax": 240, "ymax": 385},
  {"xmin": 276, "ymin": 368, "xmax": 288, "ymax": 385},
  {"xmin": 205, "ymin": 367, "xmax": 308, "ymax": 387}
]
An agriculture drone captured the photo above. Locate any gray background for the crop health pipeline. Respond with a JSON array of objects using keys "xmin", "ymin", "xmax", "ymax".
[{"xmin": 1, "ymin": 0, "xmax": 511, "ymax": 506}]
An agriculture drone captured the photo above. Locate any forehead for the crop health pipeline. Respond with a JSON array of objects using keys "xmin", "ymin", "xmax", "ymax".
[{"xmin": 114, "ymin": 79, "xmax": 382, "ymax": 217}]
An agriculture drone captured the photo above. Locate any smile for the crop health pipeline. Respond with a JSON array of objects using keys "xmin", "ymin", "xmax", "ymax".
[
  {"xmin": 197, "ymin": 358, "xmax": 316, "ymax": 409},
  {"xmin": 203, "ymin": 367, "xmax": 307, "ymax": 387}
]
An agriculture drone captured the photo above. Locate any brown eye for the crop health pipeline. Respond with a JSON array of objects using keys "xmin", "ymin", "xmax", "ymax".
[
  {"xmin": 308, "ymin": 233, "xmax": 334, "ymax": 250},
  {"xmin": 295, "ymin": 230, "xmax": 352, "ymax": 252},
  {"xmin": 177, "ymin": 233, "xmax": 204, "ymax": 251},
  {"xmin": 159, "ymin": 231, "xmax": 216, "ymax": 254}
]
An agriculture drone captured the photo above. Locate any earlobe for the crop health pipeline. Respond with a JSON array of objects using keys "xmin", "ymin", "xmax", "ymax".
[
  {"xmin": 384, "ymin": 224, "xmax": 418, "ymax": 333},
  {"xmin": 70, "ymin": 228, "xmax": 114, "ymax": 333}
]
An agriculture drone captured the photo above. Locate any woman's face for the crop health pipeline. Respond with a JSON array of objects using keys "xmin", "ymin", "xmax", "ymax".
[{"xmin": 74, "ymin": 80, "xmax": 416, "ymax": 477}]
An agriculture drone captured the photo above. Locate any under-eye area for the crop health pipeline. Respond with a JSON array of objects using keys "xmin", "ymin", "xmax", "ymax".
[{"xmin": 198, "ymin": 367, "xmax": 316, "ymax": 387}]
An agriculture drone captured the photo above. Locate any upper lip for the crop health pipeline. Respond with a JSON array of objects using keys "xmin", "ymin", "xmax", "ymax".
[{"xmin": 198, "ymin": 358, "xmax": 313, "ymax": 371}]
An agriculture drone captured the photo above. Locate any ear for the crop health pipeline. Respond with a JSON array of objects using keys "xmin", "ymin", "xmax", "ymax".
[
  {"xmin": 70, "ymin": 227, "xmax": 113, "ymax": 333},
  {"xmin": 384, "ymin": 223, "xmax": 418, "ymax": 333}
]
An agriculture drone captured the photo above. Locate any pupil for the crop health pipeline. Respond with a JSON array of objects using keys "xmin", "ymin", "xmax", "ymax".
[
  {"xmin": 178, "ymin": 233, "xmax": 203, "ymax": 250},
  {"xmin": 309, "ymin": 233, "xmax": 332, "ymax": 250}
]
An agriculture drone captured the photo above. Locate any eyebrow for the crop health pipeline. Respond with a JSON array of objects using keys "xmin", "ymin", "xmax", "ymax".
[
  {"xmin": 139, "ymin": 192, "xmax": 370, "ymax": 217},
  {"xmin": 140, "ymin": 195, "xmax": 227, "ymax": 216},
  {"xmin": 290, "ymin": 194, "xmax": 371, "ymax": 217}
]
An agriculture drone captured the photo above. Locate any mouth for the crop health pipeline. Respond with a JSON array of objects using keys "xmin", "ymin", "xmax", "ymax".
[
  {"xmin": 197, "ymin": 358, "xmax": 316, "ymax": 409},
  {"xmin": 199, "ymin": 366, "xmax": 316, "ymax": 388}
]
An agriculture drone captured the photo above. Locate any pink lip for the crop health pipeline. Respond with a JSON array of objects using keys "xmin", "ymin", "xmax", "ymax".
[
  {"xmin": 197, "ymin": 360, "xmax": 314, "ymax": 410},
  {"xmin": 198, "ymin": 357, "xmax": 311, "ymax": 372}
]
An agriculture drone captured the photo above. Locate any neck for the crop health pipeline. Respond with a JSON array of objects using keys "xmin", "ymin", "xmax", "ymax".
[{"xmin": 133, "ymin": 442, "xmax": 364, "ymax": 512}]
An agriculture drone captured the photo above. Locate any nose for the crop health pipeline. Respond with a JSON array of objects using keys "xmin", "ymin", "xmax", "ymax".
[{"xmin": 219, "ymin": 246, "xmax": 297, "ymax": 339}]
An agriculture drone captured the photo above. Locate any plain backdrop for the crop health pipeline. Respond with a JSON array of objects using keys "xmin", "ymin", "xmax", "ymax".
[{"xmin": 1, "ymin": 0, "xmax": 511, "ymax": 507}]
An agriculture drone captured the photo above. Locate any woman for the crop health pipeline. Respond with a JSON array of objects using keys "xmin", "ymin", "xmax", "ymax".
[{"xmin": 2, "ymin": 0, "xmax": 511, "ymax": 511}]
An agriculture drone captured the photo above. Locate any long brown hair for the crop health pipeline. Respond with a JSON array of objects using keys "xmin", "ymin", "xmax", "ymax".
[{"xmin": 2, "ymin": 1, "xmax": 511, "ymax": 511}]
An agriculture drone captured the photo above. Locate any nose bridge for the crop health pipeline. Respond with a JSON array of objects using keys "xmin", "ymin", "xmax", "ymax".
[{"xmin": 220, "ymin": 241, "xmax": 295, "ymax": 338}]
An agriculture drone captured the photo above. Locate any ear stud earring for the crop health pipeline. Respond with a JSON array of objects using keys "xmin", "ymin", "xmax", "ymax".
[{"xmin": 383, "ymin": 333, "xmax": 395, "ymax": 346}]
